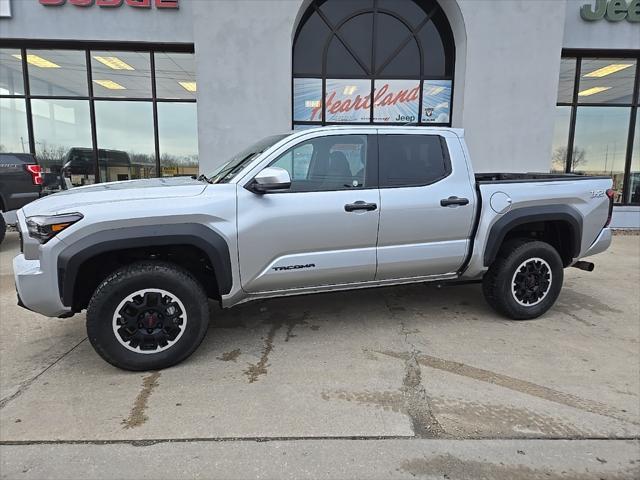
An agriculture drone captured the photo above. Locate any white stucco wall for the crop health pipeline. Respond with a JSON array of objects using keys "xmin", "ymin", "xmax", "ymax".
[
  {"xmin": 194, "ymin": 0, "xmax": 565, "ymax": 171},
  {"xmin": 449, "ymin": 0, "xmax": 568, "ymax": 173},
  {"xmin": 191, "ymin": 0, "xmax": 303, "ymax": 172},
  {"xmin": 191, "ymin": 0, "xmax": 569, "ymax": 174}
]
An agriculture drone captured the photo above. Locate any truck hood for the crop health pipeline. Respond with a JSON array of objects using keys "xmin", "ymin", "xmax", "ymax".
[{"xmin": 23, "ymin": 177, "xmax": 208, "ymax": 216}]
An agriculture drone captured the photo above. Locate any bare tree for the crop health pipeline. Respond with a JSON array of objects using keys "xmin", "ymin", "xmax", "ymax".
[
  {"xmin": 36, "ymin": 143, "xmax": 68, "ymax": 170},
  {"xmin": 552, "ymin": 146, "xmax": 586, "ymax": 172},
  {"xmin": 160, "ymin": 153, "xmax": 199, "ymax": 168}
]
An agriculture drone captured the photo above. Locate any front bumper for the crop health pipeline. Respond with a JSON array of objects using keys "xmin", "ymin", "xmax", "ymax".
[
  {"xmin": 581, "ymin": 227, "xmax": 612, "ymax": 259},
  {"xmin": 13, "ymin": 211, "xmax": 72, "ymax": 318},
  {"xmin": 13, "ymin": 253, "xmax": 72, "ymax": 318}
]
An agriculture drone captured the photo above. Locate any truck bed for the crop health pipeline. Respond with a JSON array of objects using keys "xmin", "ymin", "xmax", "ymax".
[
  {"xmin": 461, "ymin": 174, "xmax": 614, "ymax": 280},
  {"xmin": 476, "ymin": 172, "xmax": 611, "ymax": 184}
]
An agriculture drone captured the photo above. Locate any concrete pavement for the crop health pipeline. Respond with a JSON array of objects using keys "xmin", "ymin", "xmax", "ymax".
[
  {"xmin": 1, "ymin": 231, "xmax": 639, "ymax": 479},
  {"xmin": 2, "ymin": 439, "xmax": 639, "ymax": 480}
]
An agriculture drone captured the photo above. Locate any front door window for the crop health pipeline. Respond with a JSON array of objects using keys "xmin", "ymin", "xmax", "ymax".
[{"xmin": 270, "ymin": 134, "xmax": 372, "ymax": 191}]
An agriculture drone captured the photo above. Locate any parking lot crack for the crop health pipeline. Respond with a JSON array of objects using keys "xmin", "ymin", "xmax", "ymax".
[
  {"xmin": 378, "ymin": 351, "xmax": 638, "ymax": 426},
  {"xmin": 401, "ymin": 355, "xmax": 446, "ymax": 438},
  {"xmin": 0, "ymin": 337, "xmax": 87, "ymax": 410},
  {"xmin": 384, "ymin": 294, "xmax": 445, "ymax": 437}
]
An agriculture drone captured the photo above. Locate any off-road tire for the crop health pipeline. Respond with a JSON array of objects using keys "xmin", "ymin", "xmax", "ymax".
[
  {"xmin": 87, "ymin": 261, "xmax": 210, "ymax": 371},
  {"xmin": 482, "ymin": 239, "xmax": 563, "ymax": 320},
  {"xmin": 0, "ymin": 214, "xmax": 6, "ymax": 245}
]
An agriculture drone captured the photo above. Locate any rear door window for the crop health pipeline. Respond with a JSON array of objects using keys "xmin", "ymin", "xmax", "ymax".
[{"xmin": 378, "ymin": 134, "xmax": 450, "ymax": 187}]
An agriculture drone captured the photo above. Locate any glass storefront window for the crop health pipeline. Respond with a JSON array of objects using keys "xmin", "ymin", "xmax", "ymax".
[
  {"xmin": 293, "ymin": 78, "xmax": 323, "ymax": 123},
  {"xmin": 0, "ymin": 45, "xmax": 198, "ymax": 188},
  {"xmin": 0, "ymin": 48, "xmax": 25, "ymax": 96},
  {"xmin": 578, "ymin": 58, "xmax": 637, "ymax": 105},
  {"xmin": 31, "ymin": 99, "xmax": 92, "ymax": 188},
  {"xmin": 372, "ymin": 79, "xmax": 419, "ymax": 123},
  {"xmin": 374, "ymin": 16, "xmax": 418, "ymax": 76},
  {"xmin": 572, "ymin": 107, "xmax": 631, "ymax": 203},
  {"xmin": 91, "ymin": 51, "xmax": 152, "ymax": 98},
  {"xmin": 154, "ymin": 52, "xmax": 196, "ymax": 100},
  {"xmin": 157, "ymin": 102, "xmax": 199, "ymax": 177},
  {"xmin": 557, "ymin": 58, "xmax": 576, "ymax": 104},
  {"xmin": 0, "ymin": 98, "xmax": 29, "ymax": 153},
  {"xmin": 94, "ymin": 101, "xmax": 156, "ymax": 181},
  {"xmin": 421, "ymin": 80, "xmax": 451, "ymax": 124},
  {"xmin": 551, "ymin": 106, "xmax": 572, "ymax": 173},
  {"xmin": 325, "ymin": 79, "xmax": 371, "ymax": 123},
  {"xmin": 27, "ymin": 50, "xmax": 88, "ymax": 97},
  {"xmin": 293, "ymin": 0, "xmax": 454, "ymax": 128},
  {"xmin": 292, "ymin": 12, "xmax": 330, "ymax": 76},
  {"xmin": 627, "ymin": 111, "xmax": 640, "ymax": 205},
  {"xmin": 417, "ymin": 19, "xmax": 449, "ymax": 77},
  {"xmin": 554, "ymin": 55, "xmax": 638, "ymax": 205}
]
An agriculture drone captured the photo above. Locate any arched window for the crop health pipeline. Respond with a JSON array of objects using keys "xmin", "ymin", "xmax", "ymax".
[{"xmin": 293, "ymin": 0, "xmax": 455, "ymax": 127}]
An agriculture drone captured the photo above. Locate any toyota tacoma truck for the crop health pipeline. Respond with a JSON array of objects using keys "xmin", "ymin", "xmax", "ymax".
[{"xmin": 13, "ymin": 126, "xmax": 614, "ymax": 371}]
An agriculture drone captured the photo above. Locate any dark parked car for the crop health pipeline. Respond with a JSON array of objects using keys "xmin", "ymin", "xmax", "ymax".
[
  {"xmin": 62, "ymin": 147, "xmax": 132, "ymax": 186},
  {"xmin": 0, "ymin": 153, "xmax": 43, "ymax": 244}
]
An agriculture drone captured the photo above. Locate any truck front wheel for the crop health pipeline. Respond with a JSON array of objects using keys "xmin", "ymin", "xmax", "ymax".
[
  {"xmin": 86, "ymin": 262, "xmax": 210, "ymax": 371},
  {"xmin": 482, "ymin": 239, "xmax": 563, "ymax": 320}
]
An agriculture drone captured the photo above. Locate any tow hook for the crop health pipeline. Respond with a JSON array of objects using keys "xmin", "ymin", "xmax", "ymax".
[{"xmin": 572, "ymin": 261, "xmax": 595, "ymax": 272}]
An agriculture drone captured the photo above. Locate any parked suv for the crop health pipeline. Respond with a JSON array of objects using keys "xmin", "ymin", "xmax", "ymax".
[
  {"xmin": 0, "ymin": 153, "xmax": 43, "ymax": 244},
  {"xmin": 13, "ymin": 127, "xmax": 614, "ymax": 370}
]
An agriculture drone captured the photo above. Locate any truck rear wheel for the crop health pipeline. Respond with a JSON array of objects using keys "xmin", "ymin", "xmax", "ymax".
[
  {"xmin": 87, "ymin": 262, "xmax": 210, "ymax": 371},
  {"xmin": 482, "ymin": 239, "xmax": 563, "ymax": 320}
]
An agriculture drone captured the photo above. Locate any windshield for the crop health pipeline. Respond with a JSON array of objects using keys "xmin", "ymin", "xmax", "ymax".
[{"xmin": 209, "ymin": 134, "xmax": 289, "ymax": 184}]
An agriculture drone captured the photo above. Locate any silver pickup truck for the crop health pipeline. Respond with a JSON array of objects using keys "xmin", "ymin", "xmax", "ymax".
[{"xmin": 13, "ymin": 126, "xmax": 614, "ymax": 370}]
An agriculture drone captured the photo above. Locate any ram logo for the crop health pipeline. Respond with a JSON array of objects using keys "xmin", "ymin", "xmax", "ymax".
[{"xmin": 273, "ymin": 263, "xmax": 316, "ymax": 272}]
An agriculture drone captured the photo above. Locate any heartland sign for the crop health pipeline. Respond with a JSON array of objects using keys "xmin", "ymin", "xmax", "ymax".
[
  {"xmin": 311, "ymin": 83, "xmax": 420, "ymax": 123},
  {"xmin": 39, "ymin": 0, "xmax": 179, "ymax": 8}
]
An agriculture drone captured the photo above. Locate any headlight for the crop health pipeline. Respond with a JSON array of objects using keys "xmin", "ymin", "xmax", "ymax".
[{"xmin": 26, "ymin": 213, "xmax": 83, "ymax": 244}]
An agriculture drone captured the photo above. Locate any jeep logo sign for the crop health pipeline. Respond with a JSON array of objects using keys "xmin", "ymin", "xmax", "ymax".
[
  {"xmin": 39, "ymin": 0, "xmax": 179, "ymax": 8},
  {"xmin": 580, "ymin": 0, "xmax": 640, "ymax": 22}
]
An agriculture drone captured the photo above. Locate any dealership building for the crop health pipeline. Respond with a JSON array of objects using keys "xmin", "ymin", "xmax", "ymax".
[{"xmin": 0, "ymin": 0, "xmax": 639, "ymax": 226}]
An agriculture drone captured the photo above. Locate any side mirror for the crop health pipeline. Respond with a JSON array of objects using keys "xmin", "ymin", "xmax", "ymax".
[{"xmin": 251, "ymin": 167, "xmax": 291, "ymax": 194}]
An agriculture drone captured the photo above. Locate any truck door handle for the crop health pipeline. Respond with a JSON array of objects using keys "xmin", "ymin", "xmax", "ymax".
[
  {"xmin": 440, "ymin": 196, "xmax": 469, "ymax": 207},
  {"xmin": 345, "ymin": 201, "xmax": 377, "ymax": 212}
]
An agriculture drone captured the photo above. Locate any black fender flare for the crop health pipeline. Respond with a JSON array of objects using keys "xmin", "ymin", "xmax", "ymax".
[
  {"xmin": 483, "ymin": 205, "xmax": 583, "ymax": 267},
  {"xmin": 57, "ymin": 223, "xmax": 233, "ymax": 307}
]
